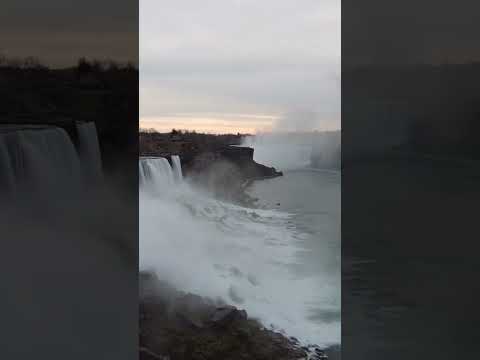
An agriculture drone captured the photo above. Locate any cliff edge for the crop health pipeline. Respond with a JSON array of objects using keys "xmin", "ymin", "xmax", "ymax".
[{"xmin": 139, "ymin": 131, "xmax": 282, "ymax": 203}]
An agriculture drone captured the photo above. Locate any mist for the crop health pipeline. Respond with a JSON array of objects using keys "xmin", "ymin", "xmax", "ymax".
[
  {"xmin": 139, "ymin": 157, "xmax": 340, "ymax": 346},
  {"xmin": 242, "ymin": 130, "xmax": 340, "ymax": 171}
]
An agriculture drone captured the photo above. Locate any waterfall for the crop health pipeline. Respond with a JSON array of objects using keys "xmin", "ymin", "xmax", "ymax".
[
  {"xmin": 171, "ymin": 155, "xmax": 183, "ymax": 181},
  {"xmin": 139, "ymin": 156, "xmax": 183, "ymax": 192},
  {"xmin": 0, "ymin": 122, "xmax": 103, "ymax": 200},
  {"xmin": 0, "ymin": 126, "xmax": 82, "ymax": 198},
  {"xmin": 76, "ymin": 121, "xmax": 103, "ymax": 182}
]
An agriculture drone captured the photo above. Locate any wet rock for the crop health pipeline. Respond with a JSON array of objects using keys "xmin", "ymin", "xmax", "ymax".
[
  {"xmin": 290, "ymin": 336, "xmax": 299, "ymax": 344},
  {"xmin": 140, "ymin": 273, "xmax": 313, "ymax": 360},
  {"xmin": 311, "ymin": 354, "xmax": 329, "ymax": 360},
  {"xmin": 172, "ymin": 293, "xmax": 213, "ymax": 329},
  {"xmin": 308, "ymin": 347, "xmax": 329, "ymax": 360},
  {"xmin": 209, "ymin": 305, "xmax": 247, "ymax": 327}
]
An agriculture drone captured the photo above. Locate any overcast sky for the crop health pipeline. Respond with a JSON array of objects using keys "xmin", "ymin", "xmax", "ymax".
[{"xmin": 140, "ymin": 0, "xmax": 340, "ymax": 133}]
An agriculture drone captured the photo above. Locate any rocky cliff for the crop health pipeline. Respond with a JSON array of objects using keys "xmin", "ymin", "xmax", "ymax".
[
  {"xmin": 140, "ymin": 272, "xmax": 334, "ymax": 360},
  {"xmin": 140, "ymin": 131, "xmax": 282, "ymax": 203}
]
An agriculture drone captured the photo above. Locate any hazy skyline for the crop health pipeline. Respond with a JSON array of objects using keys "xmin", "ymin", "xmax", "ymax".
[{"xmin": 140, "ymin": 0, "xmax": 340, "ymax": 133}]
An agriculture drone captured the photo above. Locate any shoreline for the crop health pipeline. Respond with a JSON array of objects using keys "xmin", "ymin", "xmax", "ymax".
[{"xmin": 140, "ymin": 272, "xmax": 338, "ymax": 360}]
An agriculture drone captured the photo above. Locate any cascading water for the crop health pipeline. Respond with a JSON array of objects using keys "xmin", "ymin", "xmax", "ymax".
[
  {"xmin": 0, "ymin": 122, "xmax": 103, "ymax": 200},
  {"xmin": 0, "ymin": 126, "xmax": 82, "ymax": 198},
  {"xmin": 139, "ymin": 157, "xmax": 178, "ymax": 194},
  {"xmin": 139, "ymin": 154, "xmax": 340, "ymax": 347},
  {"xmin": 76, "ymin": 121, "xmax": 103, "ymax": 182},
  {"xmin": 171, "ymin": 155, "xmax": 183, "ymax": 182}
]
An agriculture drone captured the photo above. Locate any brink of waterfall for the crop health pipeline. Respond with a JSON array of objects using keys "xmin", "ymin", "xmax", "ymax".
[
  {"xmin": 139, "ymin": 156, "xmax": 183, "ymax": 192},
  {"xmin": 0, "ymin": 121, "xmax": 103, "ymax": 200}
]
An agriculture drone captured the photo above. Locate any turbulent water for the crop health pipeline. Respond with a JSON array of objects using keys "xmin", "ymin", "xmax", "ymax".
[
  {"xmin": 139, "ymin": 145, "xmax": 340, "ymax": 347},
  {"xmin": 247, "ymin": 169, "xmax": 340, "ymax": 345}
]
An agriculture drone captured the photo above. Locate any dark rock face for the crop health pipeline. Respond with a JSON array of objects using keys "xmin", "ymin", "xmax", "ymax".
[
  {"xmin": 209, "ymin": 306, "xmax": 248, "ymax": 327},
  {"xmin": 184, "ymin": 148, "xmax": 282, "ymax": 181},
  {"xmin": 139, "ymin": 272, "xmax": 309, "ymax": 360},
  {"xmin": 217, "ymin": 146, "xmax": 282, "ymax": 179},
  {"xmin": 183, "ymin": 150, "xmax": 281, "ymax": 205}
]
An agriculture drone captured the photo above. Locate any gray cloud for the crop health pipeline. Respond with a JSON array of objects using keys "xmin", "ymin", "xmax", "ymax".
[{"xmin": 140, "ymin": 0, "xmax": 340, "ymax": 131}]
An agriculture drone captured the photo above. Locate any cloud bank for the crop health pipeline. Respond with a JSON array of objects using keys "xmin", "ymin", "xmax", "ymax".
[{"xmin": 140, "ymin": 0, "xmax": 340, "ymax": 132}]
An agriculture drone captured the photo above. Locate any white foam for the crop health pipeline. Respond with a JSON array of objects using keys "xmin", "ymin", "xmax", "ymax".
[{"xmin": 139, "ymin": 157, "xmax": 340, "ymax": 346}]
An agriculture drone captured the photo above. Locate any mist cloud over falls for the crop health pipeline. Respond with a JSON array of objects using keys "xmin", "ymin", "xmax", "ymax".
[{"xmin": 242, "ymin": 129, "xmax": 341, "ymax": 171}]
